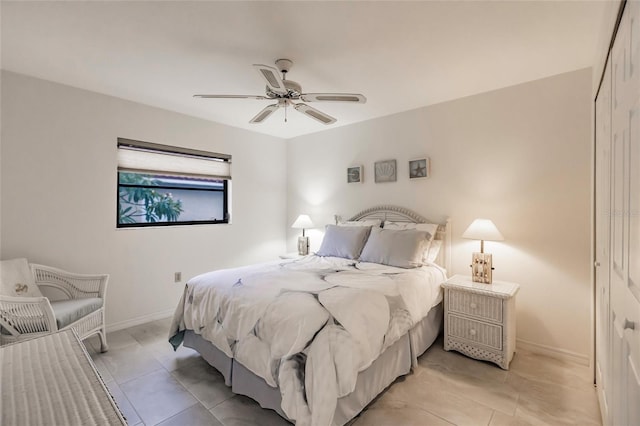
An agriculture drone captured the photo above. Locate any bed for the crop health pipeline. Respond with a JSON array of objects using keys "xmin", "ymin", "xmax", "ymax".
[{"xmin": 169, "ymin": 205, "xmax": 450, "ymax": 426}]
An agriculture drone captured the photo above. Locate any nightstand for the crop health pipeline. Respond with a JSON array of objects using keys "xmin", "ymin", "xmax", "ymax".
[{"xmin": 442, "ymin": 274, "xmax": 520, "ymax": 370}]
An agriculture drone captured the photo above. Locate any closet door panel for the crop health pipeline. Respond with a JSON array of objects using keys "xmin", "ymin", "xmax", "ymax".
[
  {"xmin": 611, "ymin": 24, "xmax": 628, "ymax": 280},
  {"xmin": 610, "ymin": 317, "xmax": 625, "ymax": 426},
  {"xmin": 629, "ymin": 0, "xmax": 639, "ymax": 92},
  {"xmin": 609, "ymin": 4, "xmax": 640, "ymax": 425},
  {"xmin": 630, "ymin": 99, "xmax": 640, "ymax": 305}
]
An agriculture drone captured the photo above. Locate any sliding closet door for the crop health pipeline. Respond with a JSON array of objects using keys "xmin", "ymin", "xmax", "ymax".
[
  {"xmin": 594, "ymin": 57, "xmax": 612, "ymax": 424},
  {"xmin": 609, "ymin": 1, "xmax": 640, "ymax": 424}
]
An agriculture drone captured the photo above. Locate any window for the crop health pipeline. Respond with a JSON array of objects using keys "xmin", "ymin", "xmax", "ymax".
[{"xmin": 117, "ymin": 138, "xmax": 230, "ymax": 227}]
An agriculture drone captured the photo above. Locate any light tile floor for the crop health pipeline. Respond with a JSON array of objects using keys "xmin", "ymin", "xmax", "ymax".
[{"xmin": 87, "ymin": 318, "xmax": 601, "ymax": 426}]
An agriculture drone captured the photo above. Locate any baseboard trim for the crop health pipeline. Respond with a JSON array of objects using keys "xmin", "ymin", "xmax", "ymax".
[
  {"xmin": 516, "ymin": 338, "xmax": 590, "ymax": 366},
  {"xmin": 106, "ymin": 308, "xmax": 174, "ymax": 333}
]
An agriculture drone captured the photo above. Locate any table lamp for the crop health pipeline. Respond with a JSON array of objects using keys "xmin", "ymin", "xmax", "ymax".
[
  {"xmin": 292, "ymin": 214, "xmax": 314, "ymax": 255},
  {"xmin": 462, "ymin": 218, "xmax": 504, "ymax": 284}
]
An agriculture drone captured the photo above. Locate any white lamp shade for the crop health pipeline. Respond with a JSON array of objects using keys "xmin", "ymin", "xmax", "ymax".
[
  {"xmin": 462, "ymin": 219, "xmax": 504, "ymax": 241},
  {"xmin": 292, "ymin": 214, "xmax": 314, "ymax": 229}
]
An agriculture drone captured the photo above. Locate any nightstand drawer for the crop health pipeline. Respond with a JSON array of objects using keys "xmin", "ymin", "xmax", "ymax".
[
  {"xmin": 448, "ymin": 289, "xmax": 503, "ymax": 322},
  {"xmin": 447, "ymin": 314, "xmax": 503, "ymax": 351}
]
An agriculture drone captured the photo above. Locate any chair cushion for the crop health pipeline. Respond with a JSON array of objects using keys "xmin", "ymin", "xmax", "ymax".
[
  {"xmin": 0, "ymin": 258, "xmax": 43, "ymax": 298},
  {"xmin": 50, "ymin": 298, "xmax": 103, "ymax": 329}
]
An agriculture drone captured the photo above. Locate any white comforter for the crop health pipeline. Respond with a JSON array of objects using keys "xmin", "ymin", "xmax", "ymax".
[{"xmin": 169, "ymin": 255, "xmax": 445, "ymax": 426}]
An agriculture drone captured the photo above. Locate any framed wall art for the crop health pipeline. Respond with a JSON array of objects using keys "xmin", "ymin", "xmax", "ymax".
[
  {"xmin": 347, "ymin": 165, "xmax": 363, "ymax": 183},
  {"xmin": 409, "ymin": 158, "xmax": 430, "ymax": 179},
  {"xmin": 374, "ymin": 159, "xmax": 397, "ymax": 183}
]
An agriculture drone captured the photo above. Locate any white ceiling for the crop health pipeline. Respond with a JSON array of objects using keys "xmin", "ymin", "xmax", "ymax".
[{"xmin": 1, "ymin": 1, "xmax": 608, "ymax": 139}]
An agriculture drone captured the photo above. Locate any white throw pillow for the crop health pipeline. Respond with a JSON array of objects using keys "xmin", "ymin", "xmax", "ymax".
[{"xmin": 0, "ymin": 258, "xmax": 43, "ymax": 297}]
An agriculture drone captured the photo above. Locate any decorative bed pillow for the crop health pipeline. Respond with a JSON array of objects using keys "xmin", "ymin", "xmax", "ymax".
[
  {"xmin": 0, "ymin": 258, "xmax": 43, "ymax": 297},
  {"xmin": 316, "ymin": 225, "xmax": 372, "ymax": 259},
  {"xmin": 383, "ymin": 221, "xmax": 438, "ymax": 241},
  {"xmin": 359, "ymin": 227, "xmax": 430, "ymax": 269},
  {"xmin": 338, "ymin": 219, "xmax": 382, "ymax": 228},
  {"xmin": 424, "ymin": 239, "xmax": 443, "ymax": 263}
]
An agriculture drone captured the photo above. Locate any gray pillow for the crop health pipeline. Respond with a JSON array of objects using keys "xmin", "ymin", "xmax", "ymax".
[
  {"xmin": 316, "ymin": 224, "xmax": 372, "ymax": 259},
  {"xmin": 359, "ymin": 227, "xmax": 430, "ymax": 268}
]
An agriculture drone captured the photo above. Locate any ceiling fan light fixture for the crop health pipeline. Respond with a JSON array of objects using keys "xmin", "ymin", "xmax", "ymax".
[{"xmin": 195, "ymin": 59, "xmax": 365, "ymax": 125}]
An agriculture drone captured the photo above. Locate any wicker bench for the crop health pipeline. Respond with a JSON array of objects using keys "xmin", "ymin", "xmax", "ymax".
[{"xmin": 0, "ymin": 329, "xmax": 126, "ymax": 425}]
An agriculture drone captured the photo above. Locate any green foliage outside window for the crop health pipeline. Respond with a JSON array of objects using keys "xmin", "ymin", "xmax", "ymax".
[{"xmin": 118, "ymin": 173, "xmax": 183, "ymax": 224}]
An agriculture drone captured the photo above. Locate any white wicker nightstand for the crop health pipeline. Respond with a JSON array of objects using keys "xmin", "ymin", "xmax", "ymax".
[{"xmin": 442, "ymin": 274, "xmax": 520, "ymax": 370}]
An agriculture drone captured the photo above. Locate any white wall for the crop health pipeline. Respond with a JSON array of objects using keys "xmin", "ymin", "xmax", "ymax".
[
  {"xmin": 287, "ymin": 68, "xmax": 593, "ymax": 361},
  {"xmin": 0, "ymin": 71, "xmax": 287, "ymax": 329}
]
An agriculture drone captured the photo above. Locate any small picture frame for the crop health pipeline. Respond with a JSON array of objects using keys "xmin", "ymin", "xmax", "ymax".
[
  {"xmin": 374, "ymin": 159, "xmax": 397, "ymax": 183},
  {"xmin": 347, "ymin": 165, "xmax": 363, "ymax": 183},
  {"xmin": 409, "ymin": 158, "xmax": 430, "ymax": 179}
]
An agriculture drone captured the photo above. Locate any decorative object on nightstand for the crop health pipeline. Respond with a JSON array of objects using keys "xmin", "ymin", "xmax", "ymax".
[
  {"xmin": 462, "ymin": 218, "xmax": 504, "ymax": 284},
  {"xmin": 292, "ymin": 214, "xmax": 314, "ymax": 256},
  {"xmin": 442, "ymin": 275, "xmax": 520, "ymax": 370}
]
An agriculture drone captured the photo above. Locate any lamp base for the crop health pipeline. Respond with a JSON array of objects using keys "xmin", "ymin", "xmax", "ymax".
[
  {"xmin": 297, "ymin": 236, "xmax": 309, "ymax": 256},
  {"xmin": 470, "ymin": 252, "xmax": 493, "ymax": 284}
]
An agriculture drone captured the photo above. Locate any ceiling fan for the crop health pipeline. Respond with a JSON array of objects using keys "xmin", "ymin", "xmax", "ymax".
[{"xmin": 194, "ymin": 59, "xmax": 366, "ymax": 125}]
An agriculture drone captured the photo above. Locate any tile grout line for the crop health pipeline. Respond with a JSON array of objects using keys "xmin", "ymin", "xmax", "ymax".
[
  {"xmin": 151, "ymin": 400, "xmax": 201, "ymax": 426},
  {"xmin": 104, "ymin": 379, "xmax": 145, "ymax": 426}
]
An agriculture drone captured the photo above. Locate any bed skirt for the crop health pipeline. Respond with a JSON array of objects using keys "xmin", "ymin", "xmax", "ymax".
[
  {"xmin": 183, "ymin": 302, "xmax": 443, "ymax": 424},
  {"xmin": 184, "ymin": 329, "xmax": 233, "ymax": 386}
]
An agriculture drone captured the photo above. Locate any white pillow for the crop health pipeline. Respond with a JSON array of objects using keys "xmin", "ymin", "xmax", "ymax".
[
  {"xmin": 359, "ymin": 227, "xmax": 430, "ymax": 268},
  {"xmin": 316, "ymin": 225, "xmax": 372, "ymax": 259},
  {"xmin": 383, "ymin": 221, "xmax": 438, "ymax": 241},
  {"xmin": 1, "ymin": 258, "xmax": 43, "ymax": 297},
  {"xmin": 339, "ymin": 219, "xmax": 382, "ymax": 228},
  {"xmin": 424, "ymin": 239, "xmax": 443, "ymax": 263}
]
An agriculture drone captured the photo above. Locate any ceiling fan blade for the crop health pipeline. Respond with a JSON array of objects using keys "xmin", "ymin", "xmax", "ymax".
[
  {"xmin": 253, "ymin": 64, "xmax": 288, "ymax": 95},
  {"xmin": 300, "ymin": 93, "xmax": 366, "ymax": 103},
  {"xmin": 294, "ymin": 103, "xmax": 337, "ymax": 125},
  {"xmin": 250, "ymin": 104, "xmax": 279, "ymax": 124},
  {"xmin": 194, "ymin": 94, "xmax": 268, "ymax": 100}
]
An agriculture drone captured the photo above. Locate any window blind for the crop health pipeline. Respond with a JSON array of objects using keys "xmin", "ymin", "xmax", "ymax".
[{"xmin": 117, "ymin": 138, "xmax": 231, "ymax": 180}]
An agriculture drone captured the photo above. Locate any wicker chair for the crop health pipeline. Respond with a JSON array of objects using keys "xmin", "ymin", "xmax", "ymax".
[{"xmin": 0, "ymin": 264, "xmax": 109, "ymax": 352}]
